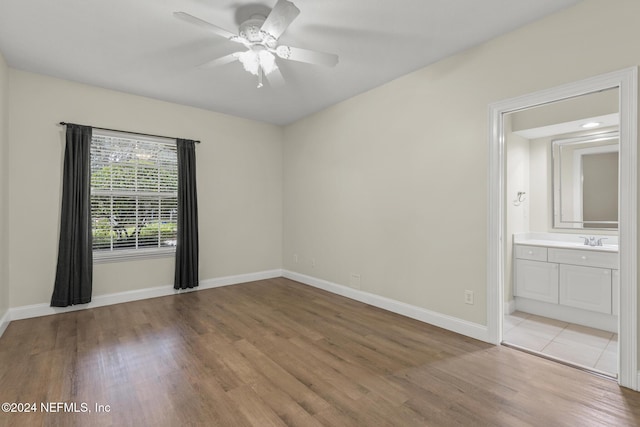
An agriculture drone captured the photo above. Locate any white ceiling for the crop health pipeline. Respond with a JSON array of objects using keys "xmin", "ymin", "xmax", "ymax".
[{"xmin": 0, "ymin": 0, "xmax": 581, "ymax": 125}]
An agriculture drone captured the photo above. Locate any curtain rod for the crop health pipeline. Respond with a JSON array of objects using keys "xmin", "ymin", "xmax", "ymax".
[{"xmin": 58, "ymin": 122, "xmax": 201, "ymax": 144}]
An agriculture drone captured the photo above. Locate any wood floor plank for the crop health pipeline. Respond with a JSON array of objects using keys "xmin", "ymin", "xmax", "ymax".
[
  {"xmin": 286, "ymin": 336, "xmax": 411, "ymax": 406},
  {"xmin": 227, "ymin": 385, "xmax": 289, "ymax": 427},
  {"xmin": 1, "ymin": 277, "xmax": 640, "ymax": 426},
  {"xmin": 233, "ymin": 338, "xmax": 332, "ymax": 415}
]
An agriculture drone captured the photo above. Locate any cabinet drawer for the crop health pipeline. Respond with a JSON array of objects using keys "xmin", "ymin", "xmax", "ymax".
[
  {"xmin": 514, "ymin": 245, "xmax": 547, "ymax": 261},
  {"xmin": 548, "ymin": 248, "xmax": 618, "ymax": 269},
  {"xmin": 559, "ymin": 264, "xmax": 612, "ymax": 314}
]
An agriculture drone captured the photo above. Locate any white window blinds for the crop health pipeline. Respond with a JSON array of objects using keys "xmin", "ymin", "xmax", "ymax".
[{"xmin": 90, "ymin": 130, "xmax": 178, "ymax": 260}]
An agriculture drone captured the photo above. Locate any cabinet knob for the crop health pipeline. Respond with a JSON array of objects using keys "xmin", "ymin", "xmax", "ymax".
[
  {"xmin": 528, "ymin": 251, "xmax": 533, "ymax": 255},
  {"xmin": 581, "ymin": 255, "xmax": 587, "ymax": 260}
]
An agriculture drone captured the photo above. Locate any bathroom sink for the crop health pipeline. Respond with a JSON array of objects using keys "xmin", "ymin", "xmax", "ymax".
[
  {"xmin": 513, "ymin": 233, "xmax": 619, "ymax": 252},
  {"xmin": 515, "ymin": 239, "xmax": 618, "ymax": 252}
]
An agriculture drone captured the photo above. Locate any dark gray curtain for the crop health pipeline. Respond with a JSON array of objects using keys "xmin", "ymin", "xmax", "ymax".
[
  {"xmin": 175, "ymin": 139, "xmax": 199, "ymax": 289},
  {"xmin": 51, "ymin": 124, "xmax": 93, "ymax": 307}
]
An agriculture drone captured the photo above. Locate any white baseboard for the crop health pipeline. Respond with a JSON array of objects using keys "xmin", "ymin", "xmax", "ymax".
[
  {"xmin": 515, "ymin": 297, "xmax": 617, "ymax": 333},
  {"xmin": 200, "ymin": 269, "xmax": 282, "ymax": 290},
  {"xmin": 0, "ymin": 308, "xmax": 10, "ymax": 338},
  {"xmin": 7, "ymin": 269, "xmax": 283, "ymax": 323},
  {"xmin": 283, "ymin": 270, "xmax": 490, "ymax": 343},
  {"xmin": 10, "ymin": 270, "xmax": 633, "ymax": 386},
  {"xmin": 505, "ymin": 300, "xmax": 516, "ymax": 315}
]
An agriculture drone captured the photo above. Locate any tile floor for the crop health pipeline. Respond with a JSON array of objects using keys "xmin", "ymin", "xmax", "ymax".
[{"xmin": 503, "ymin": 311, "xmax": 617, "ymax": 377}]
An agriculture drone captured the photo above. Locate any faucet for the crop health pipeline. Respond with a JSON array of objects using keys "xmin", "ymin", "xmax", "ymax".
[{"xmin": 579, "ymin": 236, "xmax": 606, "ymax": 247}]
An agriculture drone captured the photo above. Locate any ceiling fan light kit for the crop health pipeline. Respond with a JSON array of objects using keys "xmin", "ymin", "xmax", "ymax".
[{"xmin": 174, "ymin": 0, "xmax": 339, "ymax": 88}]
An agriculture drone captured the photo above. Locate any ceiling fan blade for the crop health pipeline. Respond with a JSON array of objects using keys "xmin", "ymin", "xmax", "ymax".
[
  {"xmin": 198, "ymin": 53, "xmax": 239, "ymax": 68},
  {"xmin": 174, "ymin": 12, "xmax": 241, "ymax": 41},
  {"xmin": 276, "ymin": 46, "xmax": 339, "ymax": 67},
  {"xmin": 261, "ymin": 0, "xmax": 300, "ymax": 40},
  {"xmin": 265, "ymin": 67, "xmax": 285, "ymax": 88}
]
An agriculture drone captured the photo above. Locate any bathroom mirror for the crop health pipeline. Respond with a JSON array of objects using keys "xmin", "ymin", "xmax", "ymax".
[{"xmin": 552, "ymin": 131, "xmax": 619, "ymax": 229}]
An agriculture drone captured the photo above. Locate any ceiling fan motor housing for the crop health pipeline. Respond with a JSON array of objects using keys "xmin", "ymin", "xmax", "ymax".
[{"xmin": 239, "ymin": 15, "xmax": 277, "ymax": 48}]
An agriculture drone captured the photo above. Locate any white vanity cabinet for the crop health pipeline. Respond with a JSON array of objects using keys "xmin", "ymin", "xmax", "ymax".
[
  {"xmin": 549, "ymin": 248, "xmax": 617, "ymax": 315},
  {"xmin": 514, "ymin": 245, "xmax": 558, "ymax": 303},
  {"xmin": 558, "ymin": 264, "xmax": 611, "ymax": 314},
  {"xmin": 515, "ymin": 260, "xmax": 559, "ymax": 303},
  {"xmin": 514, "ymin": 246, "xmax": 559, "ymax": 303},
  {"xmin": 514, "ymin": 244, "xmax": 618, "ymax": 315}
]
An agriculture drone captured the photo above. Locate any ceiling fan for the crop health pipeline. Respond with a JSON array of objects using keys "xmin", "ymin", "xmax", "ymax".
[{"xmin": 174, "ymin": 0, "xmax": 339, "ymax": 88}]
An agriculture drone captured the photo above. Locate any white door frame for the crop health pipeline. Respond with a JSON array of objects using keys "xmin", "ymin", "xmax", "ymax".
[{"xmin": 487, "ymin": 67, "xmax": 638, "ymax": 390}]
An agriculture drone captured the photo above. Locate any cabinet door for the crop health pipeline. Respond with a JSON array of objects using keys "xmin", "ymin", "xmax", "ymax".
[
  {"xmin": 559, "ymin": 265, "xmax": 612, "ymax": 314},
  {"xmin": 515, "ymin": 259, "xmax": 559, "ymax": 303}
]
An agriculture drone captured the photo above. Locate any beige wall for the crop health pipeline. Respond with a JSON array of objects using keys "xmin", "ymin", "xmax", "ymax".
[
  {"xmin": 7, "ymin": 70, "xmax": 283, "ymax": 307},
  {"xmin": 0, "ymin": 51, "xmax": 8, "ymax": 318},
  {"xmin": 282, "ymin": 0, "xmax": 640, "ymax": 326},
  {"xmin": 529, "ymin": 137, "xmax": 551, "ymax": 232}
]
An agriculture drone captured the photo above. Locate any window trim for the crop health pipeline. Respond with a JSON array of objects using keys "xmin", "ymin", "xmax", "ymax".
[{"xmin": 93, "ymin": 246, "xmax": 176, "ymax": 263}]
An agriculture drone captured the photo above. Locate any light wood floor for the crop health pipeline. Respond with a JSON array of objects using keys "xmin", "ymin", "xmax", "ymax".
[{"xmin": 1, "ymin": 278, "xmax": 640, "ymax": 427}]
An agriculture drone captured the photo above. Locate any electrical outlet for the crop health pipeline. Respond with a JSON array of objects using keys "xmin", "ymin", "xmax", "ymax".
[
  {"xmin": 293, "ymin": 254, "xmax": 298, "ymax": 263},
  {"xmin": 350, "ymin": 274, "xmax": 361, "ymax": 289},
  {"xmin": 464, "ymin": 290, "xmax": 474, "ymax": 305}
]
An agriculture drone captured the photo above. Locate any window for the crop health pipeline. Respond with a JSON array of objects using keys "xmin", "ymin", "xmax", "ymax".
[{"xmin": 90, "ymin": 130, "xmax": 178, "ymax": 261}]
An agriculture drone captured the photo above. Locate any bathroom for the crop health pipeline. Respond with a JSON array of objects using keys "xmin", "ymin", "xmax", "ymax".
[{"xmin": 503, "ymin": 88, "xmax": 619, "ymax": 377}]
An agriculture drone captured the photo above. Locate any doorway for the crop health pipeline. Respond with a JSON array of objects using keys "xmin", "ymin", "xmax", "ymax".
[
  {"xmin": 487, "ymin": 68, "xmax": 638, "ymax": 389},
  {"xmin": 503, "ymin": 93, "xmax": 619, "ymax": 377}
]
